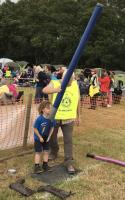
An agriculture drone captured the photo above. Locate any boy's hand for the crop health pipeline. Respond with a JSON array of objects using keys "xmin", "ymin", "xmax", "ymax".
[{"xmin": 39, "ymin": 136, "xmax": 44, "ymax": 143}]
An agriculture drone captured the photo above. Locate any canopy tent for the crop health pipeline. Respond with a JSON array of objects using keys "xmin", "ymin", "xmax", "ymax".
[
  {"xmin": 0, "ymin": 58, "xmax": 13, "ymax": 69},
  {"xmin": 15, "ymin": 61, "xmax": 29, "ymax": 72},
  {"xmin": 6, "ymin": 62, "xmax": 20, "ymax": 71},
  {"xmin": 16, "ymin": 61, "xmax": 28, "ymax": 68}
]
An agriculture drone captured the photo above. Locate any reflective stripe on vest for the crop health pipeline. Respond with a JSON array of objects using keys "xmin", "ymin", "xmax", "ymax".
[{"xmin": 52, "ymin": 80, "xmax": 79, "ymax": 120}]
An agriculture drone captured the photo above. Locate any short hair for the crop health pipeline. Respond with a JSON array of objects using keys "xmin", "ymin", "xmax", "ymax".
[
  {"xmin": 45, "ymin": 65, "xmax": 56, "ymax": 73},
  {"xmin": 38, "ymin": 100, "xmax": 51, "ymax": 115}
]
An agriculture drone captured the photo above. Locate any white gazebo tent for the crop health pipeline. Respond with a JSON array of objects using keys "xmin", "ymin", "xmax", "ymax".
[{"xmin": 0, "ymin": 58, "xmax": 13, "ymax": 69}]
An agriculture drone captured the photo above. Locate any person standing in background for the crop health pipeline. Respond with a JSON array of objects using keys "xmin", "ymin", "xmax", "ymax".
[
  {"xmin": 34, "ymin": 65, "xmax": 48, "ymax": 103},
  {"xmin": 98, "ymin": 70, "xmax": 111, "ymax": 107},
  {"xmin": 44, "ymin": 64, "xmax": 57, "ymax": 80},
  {"xmin": 89, "ymin": 69, "xmax": 100, "ymax": 110},
  {"xmin": 107, "ymin": 71, "xmax": 115, "ymax": 107}
]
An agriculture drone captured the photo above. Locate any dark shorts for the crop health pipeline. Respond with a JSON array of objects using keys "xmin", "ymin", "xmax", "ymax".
[
  {"xmin": 34, "ymin": 140, "xmax": 49, "ymax": 153},
  {"xmin": 99, "ymin": 92, "xmax": 107, "ymax": 97}
]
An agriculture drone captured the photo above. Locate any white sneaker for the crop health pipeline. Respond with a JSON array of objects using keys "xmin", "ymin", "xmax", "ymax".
[{"xmin": 107, "ymin": 104, "xmax": 112, "ymax": 108}]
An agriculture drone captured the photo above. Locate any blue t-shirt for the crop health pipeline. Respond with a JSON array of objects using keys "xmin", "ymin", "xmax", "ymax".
[
  {"xmin": 51, "ymin": 74, "xmax": 58, "ymax": 80},
  {"xmin": 34, "ymin": 115, "xmax": 56, "ymax": 141}
]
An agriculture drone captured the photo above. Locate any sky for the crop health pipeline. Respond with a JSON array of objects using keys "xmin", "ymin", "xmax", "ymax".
[{"xmin": 0, "ymin": 0, "xmax": 18, "ymax": 3}]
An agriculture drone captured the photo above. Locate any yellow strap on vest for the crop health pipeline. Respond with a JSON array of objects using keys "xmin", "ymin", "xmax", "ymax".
[{"xmin": 52, "ymin": 80, "xmax": 79, "ymax": 120}]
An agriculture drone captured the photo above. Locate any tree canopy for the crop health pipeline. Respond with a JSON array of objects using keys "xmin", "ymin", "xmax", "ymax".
[{"xmin": 0, "ymin": 0, "xmax": 125, "ymax": 70}]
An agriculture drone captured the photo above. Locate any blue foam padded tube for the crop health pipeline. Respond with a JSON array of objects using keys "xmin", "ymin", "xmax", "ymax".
[
  {"xmin": 44, "ymin": 4, "xmax": 103, "ymax": 138},
  {"xmin": 53, "ymin": 3, "xmax": 103, "ymax": 110}
]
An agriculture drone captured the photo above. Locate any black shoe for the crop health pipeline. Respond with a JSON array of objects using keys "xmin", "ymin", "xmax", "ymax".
[
  {"xmin": 42, "ymin": 163, "xmax": 51, "ymax": 171},
  {"xmin": 34, "ymin": 165, "xmax": 42, "ymax": 174}
]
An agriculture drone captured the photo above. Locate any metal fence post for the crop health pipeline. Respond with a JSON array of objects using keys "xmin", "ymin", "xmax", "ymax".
[{"xmin": 23, "ymin": 93, "xmax": 32, "ymax": 148}]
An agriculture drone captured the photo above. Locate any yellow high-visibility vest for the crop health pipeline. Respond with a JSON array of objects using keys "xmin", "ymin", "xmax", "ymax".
[
  {"xmin": 51, "ymin": 80, "xmax": 79, "ymax": 120},
  {"xmin": 0, "ymin": 85, "xmax": 9, "ymax": 96},
  {"xmin": 5, "ymin": 70, "xmax": 11, "ymax": 78}
]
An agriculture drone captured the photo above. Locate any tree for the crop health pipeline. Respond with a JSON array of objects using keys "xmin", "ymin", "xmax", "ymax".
[{"xmin": 0, "ymin": 0, "xmax": 125, "ymax": 70}]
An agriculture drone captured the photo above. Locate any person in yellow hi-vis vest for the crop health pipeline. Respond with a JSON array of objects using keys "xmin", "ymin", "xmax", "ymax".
[
  {"xmin": 5, "ymin": 68, "xmax": 11, "ymax": 78},
  {"xmin": 42, "ymin": 70, "xmax": 80, "ymax": 174}
]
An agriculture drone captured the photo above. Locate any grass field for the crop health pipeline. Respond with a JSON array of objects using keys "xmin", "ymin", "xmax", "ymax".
[{"xmin": 0, "ymin": 103, "xmax": 125, "ymax": 200}]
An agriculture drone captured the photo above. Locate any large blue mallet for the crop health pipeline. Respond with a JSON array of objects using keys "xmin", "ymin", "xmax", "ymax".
[{"xmin": 45, "ymin": 3, "xmax": 103, "ymax": 140}]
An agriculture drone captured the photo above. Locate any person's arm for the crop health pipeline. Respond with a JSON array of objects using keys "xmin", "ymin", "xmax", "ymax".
[
  {"xmin": 42, "ymin": 82, "xmax": 61, "ymax": 94},
  {"xmin": 75, "ymin": 88, "xmax": 81, "ymax": 126},
  {"xmin": 34, "ymin": 128, "xmax": 44, "ymax": 143}
]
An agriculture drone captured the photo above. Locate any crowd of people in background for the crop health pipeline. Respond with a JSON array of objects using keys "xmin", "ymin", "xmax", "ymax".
[
  {"xmin": 77, "ymin": 68, "xmax": 124, "ymax": 109},
  {"xmin": 0, "ymin": 63, "xmax": 124, "ymax": 107}
]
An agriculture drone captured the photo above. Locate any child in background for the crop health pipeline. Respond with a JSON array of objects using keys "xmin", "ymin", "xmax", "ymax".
[{"xmin": 34, "ymin": 100, "xmax": 56, "ymax": 173}]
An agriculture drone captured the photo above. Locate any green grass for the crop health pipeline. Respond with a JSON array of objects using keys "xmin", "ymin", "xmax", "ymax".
[{"xmin": 0, "ymin": 104, "xmax": 125, "ymax": 199}]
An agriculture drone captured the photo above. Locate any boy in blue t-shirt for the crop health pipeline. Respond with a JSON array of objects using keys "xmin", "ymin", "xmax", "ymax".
[{"xmin": 34, "ymin": 100, "xmax": 56, "ymax": 173}]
